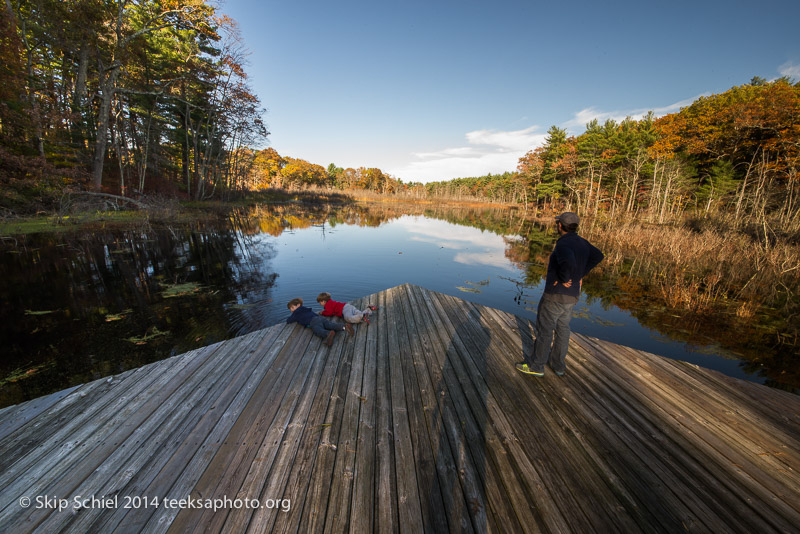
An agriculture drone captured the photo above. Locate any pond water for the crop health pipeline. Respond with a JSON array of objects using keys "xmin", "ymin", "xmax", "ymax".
[{"xmin": 1, "ymin": 201, "xmax": 795, "ymax": 408}]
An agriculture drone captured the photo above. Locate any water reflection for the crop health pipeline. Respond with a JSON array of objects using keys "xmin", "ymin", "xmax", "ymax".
[
  {"xmin": 0, "ymin": 222, "xmax": 279, "ymax": 407},
  {"xmin": 1, "ymin": 201, "xmax": 797, "ymax": 408}
]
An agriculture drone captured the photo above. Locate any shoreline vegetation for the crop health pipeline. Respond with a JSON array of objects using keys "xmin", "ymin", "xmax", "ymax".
[
  {"xmin": 3, "ymin": 190, "xmax": 799, "ymax": 364},
  {"xmin": 1, "ymin": 0, "xmax": 798, "ymax": 385},
  {"xmin": 1, "ymin": 195, "xmax": 799, "ymax": 397}
]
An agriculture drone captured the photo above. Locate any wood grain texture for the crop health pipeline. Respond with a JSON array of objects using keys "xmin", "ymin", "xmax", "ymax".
[{"xmin": 1, "ymin": 284, "xmax": 798, "ymax": 533}]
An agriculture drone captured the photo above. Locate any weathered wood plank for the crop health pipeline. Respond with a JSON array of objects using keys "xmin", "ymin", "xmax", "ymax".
[
  {"xmin": 408, "ymin": 284, "xmax": 518, "ymax": 533},
  {"xmin": 573, "ymin": 335, "xmax": 800, "ymax": 531},
  {"xmin": 390, "ymin": 285, "xmax": 446, "ymax": 534},
  {"xmin": 610, "ymin": 340, "xmax": 800, "ymax": 478},
  {"xmin": 350, "ymin": 300, "xmax": 379, "ymax": 534},
  {"xmin": 296, "ymin": 327, "xmax": 356, "ymax": 533},
  {"xmin": 5, "ymin": 330, "xmax": 266, "ymax": 532},
  {"xmin": 475, "ymin": 301, "xmax": 675, "ymax": 532},
  {"xmin": 450, "ymin": 296, "xmax": 629, "ymax": 530},
  {"xmin": 0, "ymin": 359, "xmax": 170, "ymax": 475},
  {"xmin": 1, "ymin": 284, "xmax": 799, "ymax": 534},
  {"xmin": 147, "ymin": 323, "xmax": 296, "ymax": 534},
  {"xmin": 372, "ymin": 290, "xmax": 400, "ymax": 534},
  {"xmin": 397, "ymin": 284, "xmax": 474, "ymax": 534},
  {"xmin": 92, "ymin": 324, "xmax": 289, "ymax": 534},
  {"xmin": 541, "ymin": 336, "xmax": 733, "ymax": 532},
  {"xmin": 662, "ymin": 356, "xmax": 800, "ymax": 442},
  {"xmin": 220, "ymin": 329, "xmax": 327, "ymax": 533},
  {"xmin": 242, "ymin": 325, "xmax": 346, "ymax": 533},
  {"xmin": 436, "ymin": 294, "xmax": 584, "ymax": 533},
  {"xmin": 267, "ymin": 329, "xmax": 350, "ymax": 534},
  {"xmin": 35, "ymin": 327, "xmax": 278, "ymax": 534},
  {"xmin": 0, "ymin": 341, "xmax": 225, "ymax": 528},
  {"xmin": 0, "ymin": 384, "xmax": 82, "ymax": 442},
  {"xmin": 569, "ymin": 342, "xmax": 767, "ymax": 532},
  {"xmin": 323, "ymin": 316, "xmax": 369, "ymax": 534},
  {"xmin": 0, "ymin": 342, "xmax": 220, "ymax": 461},
  {"xmin": 166, "ymin": 325, "xmax": 314, "ymax": 533}
]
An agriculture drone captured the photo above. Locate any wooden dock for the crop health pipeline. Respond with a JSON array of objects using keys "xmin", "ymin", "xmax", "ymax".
[{"xmin": 1, "ymin": 284, "xmax": 799, "ymax": 533}]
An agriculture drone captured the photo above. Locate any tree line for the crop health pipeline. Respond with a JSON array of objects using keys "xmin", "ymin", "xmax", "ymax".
[
  {"xmin": 456, "ymin": 77, "xmax": 800, "ymax": 232},
  {"xmin": 2, "ymin": 3, "xmax": 798, "ymax": 238},
  {"xmin": 1, "ymin": 0, "xmax": 266, "ymax": 210},
  {"xmin": 235, "ymin": 76, "xmax": 800, "ymax": 236}
]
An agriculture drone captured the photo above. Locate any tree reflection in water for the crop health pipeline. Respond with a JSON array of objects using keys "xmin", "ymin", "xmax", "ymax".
[{"xmin": 1, "ymin": 201, "xmax": 797, "ymax": 408}]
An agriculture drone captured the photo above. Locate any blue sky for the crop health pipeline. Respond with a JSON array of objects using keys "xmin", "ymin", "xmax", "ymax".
[{"xmin": 219, "ymin": 0, "xmax": 800, "ymax": 183}]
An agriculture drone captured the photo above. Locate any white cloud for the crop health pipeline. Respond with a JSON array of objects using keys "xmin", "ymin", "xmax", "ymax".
[
  {"xmin": 415, "ymin": 146, "xmax": 480, "ymax": 159},
  {"xmin": 779, "ymin": 61, "xmax": 800, "ymax": 79},
  {"xmin": 563, "ymin": 94, "xmax": 705, "ymax": 134},
  {"xmin": 389, "ymin": 125, "xmax": 547, "ymax": 183},
  {"xmin": 395, "ymin": 216, "xmax": 516, "ymax": 270},
  {"xmin": 389, "ymin": 94, "xmax": 714, "ymax": 183},
  {"xmin": 465, "ymin": 126, "xmax": 544, "ymax": 151},
  {"xmin": 453, "ymin": 251, "xmax": 511, "ymax": 269},
  {"xmin": 398, "ymin": 216, "xmax": 502, "ymax": 246}
]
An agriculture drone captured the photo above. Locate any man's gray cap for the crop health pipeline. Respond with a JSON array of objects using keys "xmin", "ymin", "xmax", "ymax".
[{"xmin": 555, "ymin": 212, "xmax": 580, "ymax": 226}]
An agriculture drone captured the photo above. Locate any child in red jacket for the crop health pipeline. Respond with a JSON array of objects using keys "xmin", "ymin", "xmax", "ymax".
[
  {"xmin": 287, "ymin": 297, "xmax": 353, "ymax": 346},
  {"xmin": 316, "ymin": 292, "xmax": 378, "ymax": 324}
]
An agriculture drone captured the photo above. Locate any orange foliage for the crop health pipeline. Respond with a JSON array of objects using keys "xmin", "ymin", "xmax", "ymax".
[
  {"xmin": 280, "ymin": 157, "xmax": 327, "ymax": 187},
  {"xmin": 652, "ymin": 80, "xmax": 800, "ymax": 179},
  {"xmin": 252, "ymin": 148, "xmax": 285, "ymax": 188}
]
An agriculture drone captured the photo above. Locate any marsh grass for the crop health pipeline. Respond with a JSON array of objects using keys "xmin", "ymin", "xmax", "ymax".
[{"xmin": 583, "ymin": 220, "xmax": 800, "ymax": 317}]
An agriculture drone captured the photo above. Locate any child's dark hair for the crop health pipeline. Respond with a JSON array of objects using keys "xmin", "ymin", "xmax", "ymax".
[
  {"xmin": 287, "ymin": 297, "xmax": 303, "ymax": 309},
  {"xmin": 316, "ymin": 292, "xmax": 331, "ymax": 303}
]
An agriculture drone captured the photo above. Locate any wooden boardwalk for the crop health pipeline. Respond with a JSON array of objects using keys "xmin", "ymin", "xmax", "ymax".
[{"xmin": 1, "ymin": 284, "xmax": 799, "ymax": 533}]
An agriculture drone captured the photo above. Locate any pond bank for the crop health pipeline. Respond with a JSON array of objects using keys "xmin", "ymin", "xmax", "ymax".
[{"xmin": 1, "ymin": 199, "xmax": 797, "ymax": 408}]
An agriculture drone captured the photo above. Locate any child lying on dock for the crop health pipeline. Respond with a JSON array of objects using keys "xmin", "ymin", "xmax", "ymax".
[
  {"xmin": 316, "ymin": 292, "xmax": 379, "ymax": 325},
  {"xmin": 287, "ymin": 297, "xmax": 354, "ymax": 346}
]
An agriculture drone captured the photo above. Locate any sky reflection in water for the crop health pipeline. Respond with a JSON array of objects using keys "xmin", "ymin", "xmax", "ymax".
[
  {"xmin": 0, "ymin": 208, "xmax": 772, "ymax": 409},
  {"xmin": 239, "ymin": 214, "xmax": 755, "ymax": 385}
]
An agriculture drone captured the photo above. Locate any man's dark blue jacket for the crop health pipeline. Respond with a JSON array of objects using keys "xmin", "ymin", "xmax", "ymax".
[{"xmin": 544, "ymin": 232, "xmax": 604, "ymax": 299}]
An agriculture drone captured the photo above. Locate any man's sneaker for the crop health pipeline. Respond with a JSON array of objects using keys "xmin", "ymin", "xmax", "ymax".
[
  {"xmin": 515, "ymin": 363, "xmax": 544, "ymax": 377},
  {"xmin": 344, "ymin": 323, "xmax": 355, "ymax": 336}
]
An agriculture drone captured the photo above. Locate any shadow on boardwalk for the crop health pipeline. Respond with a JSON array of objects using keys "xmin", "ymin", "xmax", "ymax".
[
  {"xmin": 1, "ymin": 284, "xmax": 800, "ymax": 533},
  {"xmin": 426, "ymin": 304, "xmax": 491, "ymax": 533}
]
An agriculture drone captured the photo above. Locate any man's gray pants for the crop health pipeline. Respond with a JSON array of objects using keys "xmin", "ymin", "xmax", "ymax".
[{"xmin": 529, "ymin": 295, "xmax": 577, "ymax": 374}]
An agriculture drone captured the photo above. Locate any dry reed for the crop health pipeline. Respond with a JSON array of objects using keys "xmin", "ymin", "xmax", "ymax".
[{"xmin": 583, "ymin": 220, "xmax": 800, "ymax": 315}]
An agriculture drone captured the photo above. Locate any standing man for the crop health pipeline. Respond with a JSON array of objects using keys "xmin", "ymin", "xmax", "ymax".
[{"xmin": 517, "ymin": 212, "xmax": 604, "ymax": 377}]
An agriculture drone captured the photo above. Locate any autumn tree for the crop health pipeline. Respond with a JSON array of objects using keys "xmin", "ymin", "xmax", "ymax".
[
  {"xmin": 653, "ymin": 79, "xmax": 800, "ymax": 227},
  {"xmin": 280, "ymin": 157, "xmax": 327, "ymax": 188},
  {"xmin": 1, "ymin": 0, "xmax": 266, "ymax": 208},
  {"xmin": 535, "ymin": 126, "xmax": 571, "ymax": 205},
  {"xmin": 252, "ymin": 147, "xmax": 285, "ymax": 188},
  {"xmin": 517, "ymin": 148, "xmax": 543, "ymax": 209}
]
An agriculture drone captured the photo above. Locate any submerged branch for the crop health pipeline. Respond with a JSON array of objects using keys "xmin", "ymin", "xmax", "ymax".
[{"xmin": 71, "ymin": 191, "xmax": 149, "ymax": 209}]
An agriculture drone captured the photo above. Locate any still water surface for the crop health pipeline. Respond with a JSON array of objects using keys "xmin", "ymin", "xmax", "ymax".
[{"xmin": 0, "ymin": 202, "xmax": 788, "ymax": 408}]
